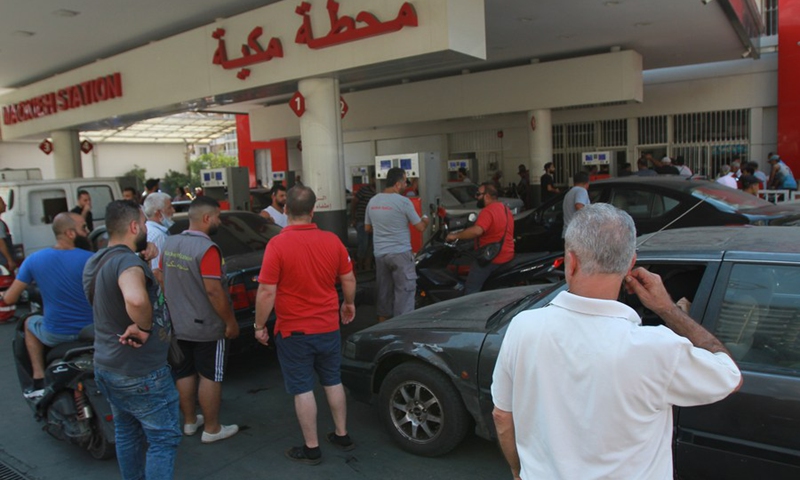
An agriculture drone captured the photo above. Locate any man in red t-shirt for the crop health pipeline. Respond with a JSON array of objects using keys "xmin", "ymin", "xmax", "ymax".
[
  {"xmin": 446, "ymin": 182, "xmax": 514, "ymax": 294},
  {"xmin": 254, "ymin": 186, "xmax": 357, "ymax": 465}
]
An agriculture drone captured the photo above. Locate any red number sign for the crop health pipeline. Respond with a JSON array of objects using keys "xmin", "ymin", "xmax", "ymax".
[{"xmin": 289, "ymin": 91, "xmax": 306, "ymax": 117}]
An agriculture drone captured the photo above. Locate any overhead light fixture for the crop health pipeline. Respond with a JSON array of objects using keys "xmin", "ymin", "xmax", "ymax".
[
  {"xmin": 12, "ymin": 30, "xmax": 35, "ymax": 37},
  {"xmin": 702, "ymin": 0, "xmax": 713, "ymax": 4},
  {"xmin": 517, "ymin": 17, "xmax": 534, "ymax": 23}
]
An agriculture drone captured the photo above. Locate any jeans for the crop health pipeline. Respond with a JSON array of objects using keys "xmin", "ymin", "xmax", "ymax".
[
  {"xmin": 96, "ymin": 365, "xmax": 182, "ymax": 480},
  {"xmin": 464, "ymin": 261, "xmax": 502, "ymax": 295}
]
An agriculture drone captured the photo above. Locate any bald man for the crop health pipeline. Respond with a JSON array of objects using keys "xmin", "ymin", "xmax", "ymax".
[{"xmin": 2, "ymin": 212, "xmax": 95, "ymax": 399}]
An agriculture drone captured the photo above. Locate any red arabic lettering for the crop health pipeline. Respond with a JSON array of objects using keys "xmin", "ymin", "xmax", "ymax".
[{"xmin": 295, "ymin": 0, "xmax": 418, "ymax": 50}]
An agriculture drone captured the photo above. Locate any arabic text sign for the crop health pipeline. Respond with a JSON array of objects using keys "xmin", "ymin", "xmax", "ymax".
[
  {"xmin": 211, "ymin": 0, "xmax": 418, "ymax": 80},
  {"xmin": 2, "ymin": 73, "xmax": 123, "ymax": 126}
]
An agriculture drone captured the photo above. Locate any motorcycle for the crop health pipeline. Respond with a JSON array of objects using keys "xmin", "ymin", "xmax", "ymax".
[
  {"xmin": 415, "ymin": 210, "xmax": 564, "ymax": 306},
  {"xmin": 13, "ymin": 308, "xmax": 115, "ymax": 460}
]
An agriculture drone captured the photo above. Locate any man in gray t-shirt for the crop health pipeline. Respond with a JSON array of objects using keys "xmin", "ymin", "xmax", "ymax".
[
  {"xmin": 83, "ymin": 200, "xmax": 180, "ymax": 480},
  {"xmin": 365, "ymin": 167, "xmax": 429, "ymax": 322},
  {"xmin": 562, "ymin": 171, "xmax": 591, "ymax": 238}
]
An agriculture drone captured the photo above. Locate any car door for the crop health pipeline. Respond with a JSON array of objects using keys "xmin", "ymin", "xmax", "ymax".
[{"xmin": 674, "ymin": 256, "xmax": 800, "ymax": 479}]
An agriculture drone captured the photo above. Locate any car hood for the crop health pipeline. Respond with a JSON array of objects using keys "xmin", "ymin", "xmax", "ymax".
[{"xmin": 366, "ymin": 285, "xmax": 547, "ymax": 333}]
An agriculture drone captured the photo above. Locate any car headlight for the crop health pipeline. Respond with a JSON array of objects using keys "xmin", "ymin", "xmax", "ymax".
[{"xmin": 343, "ymin": 339, "xmax": 357, "ymax": 359}]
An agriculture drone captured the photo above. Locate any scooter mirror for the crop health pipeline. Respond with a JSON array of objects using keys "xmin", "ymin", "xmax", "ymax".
[{"xmin": 468, "ymin": 213, "xmax": 477, "ymax": 223}]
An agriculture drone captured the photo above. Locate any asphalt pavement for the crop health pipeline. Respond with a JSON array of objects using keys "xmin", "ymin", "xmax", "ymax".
[{"xmin": 0, "ymin": 290, "xmax": 509, "ymax": 480}]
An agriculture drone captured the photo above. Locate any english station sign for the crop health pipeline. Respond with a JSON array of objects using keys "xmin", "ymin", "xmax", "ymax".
[{"xmin": 2, "ymin": 73, "xmax": 123, "ymax": 126}]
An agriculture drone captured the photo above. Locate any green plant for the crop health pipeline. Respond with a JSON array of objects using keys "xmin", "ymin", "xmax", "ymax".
[
  {"xmin": 162, "ymin": 169, "xmax": 192, "ymax": 198},
  {"xmin": 122, "ymin": 165, "xmax": 147, "ymax": 186}
]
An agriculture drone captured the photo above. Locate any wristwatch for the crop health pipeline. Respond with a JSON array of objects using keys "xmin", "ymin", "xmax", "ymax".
[{"xmin": 253, "ymin": 323, "xmax": 266, "ymax": 331}]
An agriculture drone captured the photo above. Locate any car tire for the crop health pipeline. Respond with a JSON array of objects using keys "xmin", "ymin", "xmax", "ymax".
[{"xmin": 378, "ymin": 362, "xmax": 470, "ymax": 457}]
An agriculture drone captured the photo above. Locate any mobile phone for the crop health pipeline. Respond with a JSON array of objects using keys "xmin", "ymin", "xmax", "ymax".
[{"xmin": 117, "ymin": 333, "xmax": 142, "ymax": 345}]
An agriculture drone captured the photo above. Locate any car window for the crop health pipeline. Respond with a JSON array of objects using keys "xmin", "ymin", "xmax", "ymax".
[
  {"xmin": 620, "ymin": 263, "xmax": 708, "ymax": 326},
  {"xmin": 609, "ymin": 189, "xmax": 680, "ymax": 219},
  {"xmin": 447, "ymin": 185, "xmax": 479, "ymax": 204},
  {"xmin": 29, "ymin": 188, "xmax": 68, "ymax": 225},
  {"xmin": 710, "ymin": 263, "xmax": 800, "ymax": 374},
  {"xmin": 541, "ymin": 197, "xmax": 563, "ymax": 224},
  {"xmin": 170, "ymin": 213, "xmax": 282, "ymax": 256}
]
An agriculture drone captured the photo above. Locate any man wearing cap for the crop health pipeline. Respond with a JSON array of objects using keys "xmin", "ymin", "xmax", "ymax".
[
  {"xmin": 767, "ymin": 154, "xmax": 797, "ymax": 190},
  {"xmin": 740, "ymin": 175, "xmax": 760, "ymax": 196}
]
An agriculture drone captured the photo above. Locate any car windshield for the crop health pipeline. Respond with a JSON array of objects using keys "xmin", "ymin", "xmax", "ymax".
[
  {"xmin": 690, "ymin": 183, "xmax": 772, "ymax": 212},
  {"xmin": 447, "ymin": 184, "xmax": 479, "ymax": 204},
  {"xmin": 170, "ymin": 212, "xmax": 281, "ymax": 256}
]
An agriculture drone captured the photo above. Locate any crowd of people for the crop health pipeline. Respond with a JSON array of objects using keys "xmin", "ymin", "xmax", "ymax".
[{"xmin": 0, "ymin": 154, "xmax": 770, "ymax": 478}]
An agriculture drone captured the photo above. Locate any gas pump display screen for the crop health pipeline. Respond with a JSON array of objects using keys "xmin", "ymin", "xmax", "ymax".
[
  {"xmin": 215, "ymin": 171, "xmax": 223, "ymax": 180},
  {"xmin": 203, "ymin": 172, "xmax": 211, "ymax": 182},
  {"xmin": 400, "ymin": 158, "xmax": 412, "ymax": 170},
  {"xmin": 380, "ymin": 160, "xmax": 392, "ymax": 170}
]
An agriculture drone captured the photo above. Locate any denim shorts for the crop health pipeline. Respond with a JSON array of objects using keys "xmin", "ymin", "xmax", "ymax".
[
  {"xmin": 275, "ymin": 330, "xmax": 342, "ymax": 395},
  {"xmin": 27, "ymin": 315, "xmax": 79, "ymax": 348}
]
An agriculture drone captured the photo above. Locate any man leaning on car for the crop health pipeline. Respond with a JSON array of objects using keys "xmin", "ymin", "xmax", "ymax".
[{"xmin": 491, "ymin": 203, "xmax": 742, "ymax": 480}]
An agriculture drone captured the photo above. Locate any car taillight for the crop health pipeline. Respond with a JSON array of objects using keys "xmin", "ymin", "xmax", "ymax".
[
  {"xmin": 552, "ymin": 257, "xmax": 564, "ymax": 269},
  {"xmin": 229, "ymin": 283, "xmax": 253, "ymax": 310}
]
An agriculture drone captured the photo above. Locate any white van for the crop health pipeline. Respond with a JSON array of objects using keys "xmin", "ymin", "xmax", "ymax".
[{"xmin": 0, "ymin": 178, "xmax": 122, "ymax": 258}]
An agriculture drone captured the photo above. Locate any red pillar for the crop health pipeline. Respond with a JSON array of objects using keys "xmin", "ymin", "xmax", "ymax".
[
  {"xmin": 235, "ymin": 114, "xmax": 288, "ymax": 187},
  {"xmin": 778, "ymin": 0, "xmax": 800, "ymax": 169}
]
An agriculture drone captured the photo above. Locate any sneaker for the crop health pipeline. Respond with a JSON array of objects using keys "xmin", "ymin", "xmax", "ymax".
[
  {"xmin": 23, "ymin": 388, "xmax": 45, "ymax": 400},
  {"xmin": 284, "ymin": 445, "xmax": 321, "ymax": 466},
  {"xmin": 183, "ymin": 414, "xmax": 205, "ymax": 436},
  {"xmin": 325, "ymin": 432, "xmax": 355, "ymax": 451},
  {"xmin": 201, "ymin": 424, "xmax": 239, "ymax": 444}
]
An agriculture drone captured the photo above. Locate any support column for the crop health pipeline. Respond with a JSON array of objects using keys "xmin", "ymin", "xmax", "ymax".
[
  {"xmin": 528, "ymin": 109, "xmax": 552, "ymax": 205},
  {"xmin": 297, "ymin": 78, "xmax": 347, "ymax": 242},
  {"xmin": 51, "ymin": 130, "xmax": 82, "ymax": 179},
  {"xmin": 778, "ymin": 0, "xmax": 800, "ymax": 171}
]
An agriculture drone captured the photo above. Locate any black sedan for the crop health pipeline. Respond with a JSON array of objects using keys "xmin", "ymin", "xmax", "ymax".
[
  {"xmin": 515, "ymin": 176, "xmax": 800, "ymax": 252},
  {"xmin": 341, "ymin": 226, "xmax": 800, "ymax": 478}
]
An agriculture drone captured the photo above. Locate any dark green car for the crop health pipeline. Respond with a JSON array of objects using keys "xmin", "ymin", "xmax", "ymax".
[{"xmin": 342, "ymin": 226, "xmax": 800, "ymax": 478}]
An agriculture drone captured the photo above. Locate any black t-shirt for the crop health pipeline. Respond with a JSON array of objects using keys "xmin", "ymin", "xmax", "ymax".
[
  {"xmin": 541, "ymin": 173, "xmax": 556, "ymax": 202},
  {"xmin": 70, "ymin": 206, "xmax": 94, "ymax": 232}
]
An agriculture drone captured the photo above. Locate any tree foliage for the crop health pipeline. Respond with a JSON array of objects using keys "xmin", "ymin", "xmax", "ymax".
[{"xmin": 188, "ymin": 153, "xmax": 238, "ymax": 187}]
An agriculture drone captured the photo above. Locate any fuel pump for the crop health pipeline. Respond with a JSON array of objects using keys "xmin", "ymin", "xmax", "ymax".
[
  {"xmin": 582, "ymin": 151, "xmax": 614, "ymax": 181},
  {"xmin": 200, "ymin": 167, "xmax": 251, "ymax": 211},
  {"xmin": 350, "ymin": 165, "xmax": 375, "ymax": 193}
]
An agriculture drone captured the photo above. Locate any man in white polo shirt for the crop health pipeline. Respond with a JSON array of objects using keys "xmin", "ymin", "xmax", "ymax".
[{"xmin": 491, "ymin": 203, "xmax": 742, "ymax": 480}]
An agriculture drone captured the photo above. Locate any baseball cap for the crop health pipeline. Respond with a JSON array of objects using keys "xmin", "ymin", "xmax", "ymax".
[
  {"xmin": 661, "ymin": 156, "xmax": 672, "ymax": 164},
  {"xmin": 769, "ymin": 154, "xmax": 781, "ymax": 162}
]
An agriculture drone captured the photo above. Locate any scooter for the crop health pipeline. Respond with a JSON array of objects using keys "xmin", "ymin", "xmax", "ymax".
[
  {"xmin": 415, "ymin": 211, "xmax": 564, "ymax": 307},
  {"xmin": 12, "ymin": 308, "xmax": 115, "ymax": 460}
]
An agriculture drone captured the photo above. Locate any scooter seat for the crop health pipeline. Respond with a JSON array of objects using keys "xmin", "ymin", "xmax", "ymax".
[{"xmin": 45, "ymin": 340, "xmax": 92, "ymax": 364}]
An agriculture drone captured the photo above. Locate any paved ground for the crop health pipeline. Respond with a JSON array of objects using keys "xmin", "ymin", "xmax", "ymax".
[{"xmin": 0, "ymin": 295, "xmax": 509, "ymax": 480}]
